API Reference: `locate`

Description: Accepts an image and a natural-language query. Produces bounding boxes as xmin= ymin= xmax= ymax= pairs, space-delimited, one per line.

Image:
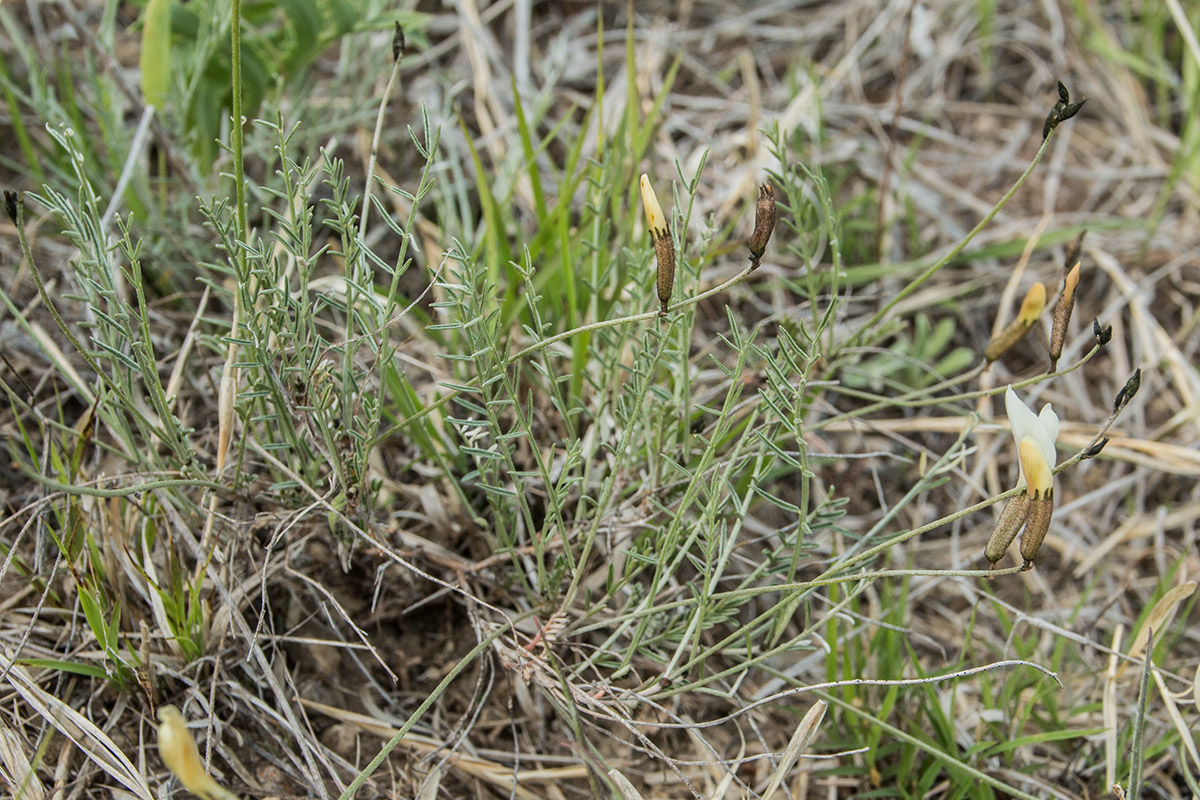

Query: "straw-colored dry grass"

xmin=1 ymin=1 xmax=1198 ymax=799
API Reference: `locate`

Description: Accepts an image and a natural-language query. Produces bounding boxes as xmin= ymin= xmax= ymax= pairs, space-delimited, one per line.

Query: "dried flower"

xmin=1093 ymin=317 xmax=1112 ymax=347
xmin=1043 ymin=80 xmax=1087 ymax=140
xmin=985 ymin=283 xmax=1046 ymax=362
xmin=1048 ymin=262 xmax=1081 ymax=371
xmin=748 ymin=183 xmax=777 ymax=267
xmin=640 ymin=173 xmax=675 ymax=316
xmin=1113 ymin=368 xmax=1141 ymax=412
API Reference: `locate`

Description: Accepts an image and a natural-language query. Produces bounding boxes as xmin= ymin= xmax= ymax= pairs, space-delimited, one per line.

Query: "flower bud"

xmin=1048 ymin=262 xmax=1080 ymax=371
xmin=640 ymin=174 xmax=674 ymax=316
xmin=748 ymin=183 xmax=777 ymax=267
xmin=1015 ymin=282 xmax=1047 ymax=326
xmin=985 ymin=283 xmax=1046 ymax=362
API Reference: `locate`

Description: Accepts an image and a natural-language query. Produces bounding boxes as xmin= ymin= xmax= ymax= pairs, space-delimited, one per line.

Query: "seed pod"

xmin=640 ymin=174 xmax=674 ymax=316
xmin=654 ymin=232 xmax=675 ymax=315
xmin=985 ymin=283 xmax=1046 ymax=362
xmin=1048 ymin=262 xmax=1081 ymax=371
xmin=1019 ymin=488 xmax=1054 ymax=570
xmin=748 ymin=183 xmax=777 ymax=267
xmin=986 ymin=492 xmax=1030 ymax=568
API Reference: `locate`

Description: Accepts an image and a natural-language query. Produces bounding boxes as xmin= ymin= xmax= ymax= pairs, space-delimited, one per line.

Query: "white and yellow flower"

xmin=986 ymin=387 xmax=1058 ymax=570
xmin=1005 ymin=385 xmax=1058 ymax=493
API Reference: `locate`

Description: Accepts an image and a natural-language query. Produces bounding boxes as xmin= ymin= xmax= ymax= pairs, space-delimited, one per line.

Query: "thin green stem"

xmin=813 ymin=344 xmax=1100 ymax=432
xmin=230 ymin=0 xmax=247 ymax=251
xmin=20 ymin=471 xmax=226 ymax=497
xmin=850 ymin=131 xmax=1056 ymax=348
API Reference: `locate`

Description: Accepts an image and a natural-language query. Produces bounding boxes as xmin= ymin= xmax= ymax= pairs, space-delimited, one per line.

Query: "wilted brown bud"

xmin=1043 ymin=81 xmax=1087 ymax=140
xmin=748 ymin=183 xmax=777 ymax=267
xmin=1084 ymin=438 xmax=1109 ymax=459
xmin=985 ymin=492 xmax=1030 ymax=569
xmin=1048 ymin=262 xmax=1081 ymax=371
xmin=1019 ymin=488 xmax=1054 ymax=570
xmin=1113 ymin=367 xmax=1141 ymax=412
xmin=4 ymin=190 xmax=18 ymax=224
xmin=985 ymin=283 xmax=1046 ymax=362
xmin=1093 ymin=317 xmax=1112 ymax=347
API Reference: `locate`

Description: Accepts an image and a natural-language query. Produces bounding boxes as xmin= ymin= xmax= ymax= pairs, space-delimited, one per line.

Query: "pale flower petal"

xmin=1037 ymin=403 xmax=1060 ymax=453
xmin=640 ymin=173 xmax=667 ymax=239
xmin=1004 ymin=386 xmax=1058 ymax=487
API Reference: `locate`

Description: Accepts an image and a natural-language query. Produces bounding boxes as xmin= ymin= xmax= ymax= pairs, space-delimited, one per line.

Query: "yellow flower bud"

xmin=985 ymin=283 xmax=1047 ymax=362
xmin=639 ymin=173 xmax=667 ymax=240
xmin=157 ymin=706 xmax=240 ymax=800
xmin=1015 ymin=282 xmax=1046 ymax=326
xmin=640 ymin=173 xmax=674 ymax=316
xmin=1048 ymin=263 xmax=1081 ymax=370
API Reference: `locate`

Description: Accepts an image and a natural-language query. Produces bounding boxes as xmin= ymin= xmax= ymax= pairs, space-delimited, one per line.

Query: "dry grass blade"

xmin=761 ymin=700 xmax=827 ymax=800
xmin=0 ymin=718 xmax=46 ymax=800
xmin=1104 ymin=625 xmax=1123 ymax=789
xmin=1151 ymin=668 xmax=1200 ymax=775
xmin=301 ymin=699 xmax=584 ymax=800
xmin=0 ymin=653 xmax=153 ymax=800
xmin=607 ymin=768 xmax=647 ymax=800
xmin=1121 ymin=581 xmax=1196 ymax=673
xmin=1194 ymin=662 xmax=1200 ymax=715
xmin=1074 ymin=504 xmax=1200 ymax=576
